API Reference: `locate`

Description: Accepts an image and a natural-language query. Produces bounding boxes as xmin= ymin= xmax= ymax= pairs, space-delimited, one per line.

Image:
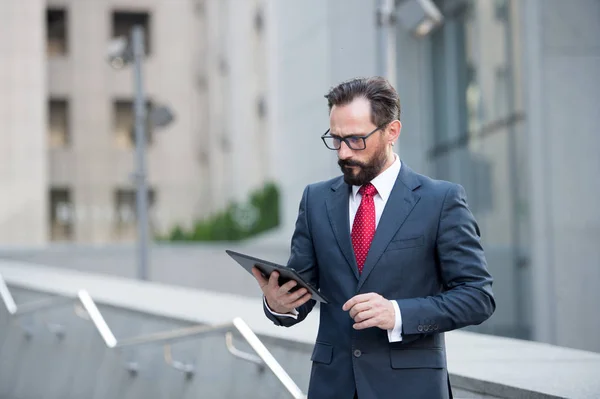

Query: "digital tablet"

xmin=225 ymin=249 xmax=330 ymax=304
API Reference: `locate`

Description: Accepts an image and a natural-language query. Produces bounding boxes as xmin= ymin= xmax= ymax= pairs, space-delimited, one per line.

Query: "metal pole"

xmin=376 ymin=0 xmax=396 ymax=87
xmin=503 ymin=2 xmax=528 ymax=339
xmin=132 ymin=25 xmax=149 ymax=280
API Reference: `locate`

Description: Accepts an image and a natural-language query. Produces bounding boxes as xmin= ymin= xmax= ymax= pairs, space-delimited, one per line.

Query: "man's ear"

xmin=387 ymin=120 xmax=401 ymax=145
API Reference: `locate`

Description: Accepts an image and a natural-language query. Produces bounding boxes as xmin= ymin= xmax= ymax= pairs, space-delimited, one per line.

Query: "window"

xmin=114 ymin=188 xmax=156 ymax=240
xmin=49 ymin=99 xmax=69 ymax=147
xmin=49 ymin=188 xmax=74 ymax=241
xmin=112 ymin=11 xmax=151 ymax=55
xmin=427 ymin=0 xmax=529 ymax=340
xmin=47 ymin=8 xmax=68 ymax=56
xmin=113 ymin=99 xmax=153 ymax=149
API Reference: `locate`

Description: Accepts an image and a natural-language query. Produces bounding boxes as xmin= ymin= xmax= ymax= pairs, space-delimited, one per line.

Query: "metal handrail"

xmin=0 ymin=273 xmax=75 ymax=317
xmin=77 ymin=290 xmax=306 ymax=398
xmin=0 ymin=272 xmax=74 ymax=338
xmin=0 ymin=273 xmax=307 ymax=399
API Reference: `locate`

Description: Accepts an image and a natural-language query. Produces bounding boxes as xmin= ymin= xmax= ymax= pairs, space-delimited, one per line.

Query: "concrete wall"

xmin=522 ymin=0 xmax=600 ymax=352
xmin=268 ymin=0 xmax=379 ymax=238
xmin=0 ymin=243 xmax=288 ymax=299
xmin=392 ymin=1 xmax=435 ymax=177
xmin=0 ymin=287 xmax=313 ymax=399
xmin=225 ymin=0 xmax=271 ymax=203
xmin=0 ymin=0 xmax=47 ymax=246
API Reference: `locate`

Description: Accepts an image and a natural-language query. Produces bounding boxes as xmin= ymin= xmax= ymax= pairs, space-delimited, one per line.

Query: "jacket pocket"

xmin=386 ymin=235 xmax=424 ymax=251
xmin=390 ymin=348 xmax=445 ymax=369
xmin=311 ymin=342 xmax=333 ymax=364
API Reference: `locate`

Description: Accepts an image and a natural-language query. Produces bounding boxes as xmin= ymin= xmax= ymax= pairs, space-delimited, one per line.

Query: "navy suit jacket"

xmin=265 ymin=163 xmax=495 ymax=399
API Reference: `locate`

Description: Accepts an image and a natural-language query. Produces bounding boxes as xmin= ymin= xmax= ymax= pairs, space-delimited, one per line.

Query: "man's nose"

xmin=337 ymin=141 xmax=353 ymax=160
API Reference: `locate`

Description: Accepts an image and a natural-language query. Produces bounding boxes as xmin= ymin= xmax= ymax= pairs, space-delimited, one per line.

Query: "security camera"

xmin=107 ymin=36 xmax=132 ymax=69
xmin=396 ymin=0 xmax=443 ymax=37
xmin=150 ymin=105 xmax=175 ymax=128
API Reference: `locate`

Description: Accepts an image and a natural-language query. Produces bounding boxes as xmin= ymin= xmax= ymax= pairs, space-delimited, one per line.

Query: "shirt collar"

xmin=351 ymin=154 xmax=401 ymax=202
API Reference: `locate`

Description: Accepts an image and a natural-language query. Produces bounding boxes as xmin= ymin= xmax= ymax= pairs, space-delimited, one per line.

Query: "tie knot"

xmin=359 ymin=183 xmax=377 ymax=197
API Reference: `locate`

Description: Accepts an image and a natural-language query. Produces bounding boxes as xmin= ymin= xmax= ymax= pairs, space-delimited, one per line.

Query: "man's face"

xmin=329 ymin=97 xmax=388 ymax=186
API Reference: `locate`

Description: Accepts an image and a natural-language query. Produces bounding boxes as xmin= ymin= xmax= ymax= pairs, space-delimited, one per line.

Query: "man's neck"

xmin=378 ymin=151 xmax=397 ymax=176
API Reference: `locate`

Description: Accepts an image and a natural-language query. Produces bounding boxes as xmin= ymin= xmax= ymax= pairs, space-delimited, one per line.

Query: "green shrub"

xmin=161 ymin=182 xmax=280 ymax=241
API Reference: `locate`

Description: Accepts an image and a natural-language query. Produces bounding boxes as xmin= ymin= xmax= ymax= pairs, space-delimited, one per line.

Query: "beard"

xmin=338 ymin=148 xmax=389 ymax=186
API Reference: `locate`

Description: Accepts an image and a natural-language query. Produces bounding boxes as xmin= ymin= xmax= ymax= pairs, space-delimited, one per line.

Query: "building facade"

xmin=0 ymin=0 xmax=48 ymax=246
xmin=268 ymin=0 xmax=600 ymax=352
xmin=44 ymin=0 xmax=271 ymax=243
xmin=46 ymin=0 xmax=207 ymax=243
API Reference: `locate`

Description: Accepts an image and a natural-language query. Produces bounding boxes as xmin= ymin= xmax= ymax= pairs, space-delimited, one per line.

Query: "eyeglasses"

xmin=321 ymin=126 xmax=384 ymax=151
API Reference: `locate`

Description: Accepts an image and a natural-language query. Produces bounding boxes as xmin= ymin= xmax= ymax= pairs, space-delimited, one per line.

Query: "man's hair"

xmin=324 ymin=76 xmax=401 ymax=127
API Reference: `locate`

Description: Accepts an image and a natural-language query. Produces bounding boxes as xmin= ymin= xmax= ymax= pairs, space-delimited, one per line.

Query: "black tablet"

xmin=225 ymin=249 xmax=329 ymax=304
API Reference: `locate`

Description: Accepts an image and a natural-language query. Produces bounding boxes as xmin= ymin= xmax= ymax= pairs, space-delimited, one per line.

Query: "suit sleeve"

xmin=264 ymin=185 xmax=318 ymax=327
xmin=395 ymin=183 xmax=496 ymax=336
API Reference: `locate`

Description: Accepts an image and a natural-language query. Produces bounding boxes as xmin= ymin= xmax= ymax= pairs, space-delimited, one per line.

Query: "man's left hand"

xmin=342 ymin=293 xmax=395 ymax=330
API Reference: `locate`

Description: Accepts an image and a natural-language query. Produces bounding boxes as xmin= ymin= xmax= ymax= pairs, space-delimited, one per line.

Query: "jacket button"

xmin=417 ymin=325 xmax=423 ymax=332
xmin=353 ymin=349 xmax=362 ymax=358
xmin=433 ymin=324 xmax=439 ymax=330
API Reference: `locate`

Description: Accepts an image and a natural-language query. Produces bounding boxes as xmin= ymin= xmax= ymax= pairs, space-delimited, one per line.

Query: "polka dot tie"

xmin=352 ymin=183 xmax=377 ymax=274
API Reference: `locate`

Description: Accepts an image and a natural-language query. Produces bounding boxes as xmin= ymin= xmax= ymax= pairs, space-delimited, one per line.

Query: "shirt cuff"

xmin=263 ymin=296 xmax=299 ymax=319
xmin=387 ymin=300 xmax=403 ymax=342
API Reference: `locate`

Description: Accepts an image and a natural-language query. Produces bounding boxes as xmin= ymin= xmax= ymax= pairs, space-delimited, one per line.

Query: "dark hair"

xmin=324 ymin=76 xmax=401 ymax=126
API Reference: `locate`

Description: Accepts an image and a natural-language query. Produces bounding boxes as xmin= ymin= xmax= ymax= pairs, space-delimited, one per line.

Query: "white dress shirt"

xmin=265 ymin=154 xmax=404 ymax=343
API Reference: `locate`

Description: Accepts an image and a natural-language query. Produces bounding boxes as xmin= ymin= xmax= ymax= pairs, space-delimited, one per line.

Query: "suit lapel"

xmin=326 ymin=178 xmax=360 ymax=280
xmin=357 ymin=164 xmax=421 ymax=291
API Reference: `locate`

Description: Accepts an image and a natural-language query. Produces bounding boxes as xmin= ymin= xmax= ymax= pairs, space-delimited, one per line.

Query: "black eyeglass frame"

xmin=320 ymin=125 xmax=386 ymax=151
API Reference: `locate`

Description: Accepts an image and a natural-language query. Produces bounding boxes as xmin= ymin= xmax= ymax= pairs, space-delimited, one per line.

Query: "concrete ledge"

xmin=2 ymin=259 xmax=599 ymax=398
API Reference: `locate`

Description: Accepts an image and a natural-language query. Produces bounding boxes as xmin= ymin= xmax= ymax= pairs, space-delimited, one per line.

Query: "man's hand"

xmin=342 ymin=293 xmax=395 ymax=330
xmin=251 ymin=267 xmax=312 ymax=314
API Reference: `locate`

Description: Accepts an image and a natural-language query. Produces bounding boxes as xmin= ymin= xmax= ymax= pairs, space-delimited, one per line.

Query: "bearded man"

xmin=252 ymin=76 xmax=495 ymax=399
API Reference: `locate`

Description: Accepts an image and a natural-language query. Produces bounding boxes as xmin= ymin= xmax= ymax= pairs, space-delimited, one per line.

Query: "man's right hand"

xmin=251 ymin=267 xmax=312 ymax=314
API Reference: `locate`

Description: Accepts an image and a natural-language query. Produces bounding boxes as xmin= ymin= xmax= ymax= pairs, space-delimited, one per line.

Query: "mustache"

xmin=338 ymin=159 xmax=365 ymax=168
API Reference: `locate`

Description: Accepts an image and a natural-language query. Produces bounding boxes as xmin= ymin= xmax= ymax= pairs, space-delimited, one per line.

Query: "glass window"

xmin=113 ymin=99 xmax=153 ymax=149
xmin=112 ymin=11 xmax=151 ymax=55
xmin=49 ymin=99 xmax=70 ymax=148
xmin=47 ymin=8 xmax=68 ymax=56
xmin=49 ymin=188 xmax=74 ymax=241
xmin=428 ymin=0 xmax=529 ymax=339
xmin=113 ymin=188 xmax=156 ymax=241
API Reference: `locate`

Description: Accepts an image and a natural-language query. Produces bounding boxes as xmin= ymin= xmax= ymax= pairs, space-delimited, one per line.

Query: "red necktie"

xmin=352 ymin=183 xmax=377 ymax=274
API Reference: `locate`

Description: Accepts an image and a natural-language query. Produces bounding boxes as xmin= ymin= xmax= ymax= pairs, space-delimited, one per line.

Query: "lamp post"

xmin=130 ymin=26 xmax=150 ymax=281
xmin=108 ymin=26 xmax=174 ymax=281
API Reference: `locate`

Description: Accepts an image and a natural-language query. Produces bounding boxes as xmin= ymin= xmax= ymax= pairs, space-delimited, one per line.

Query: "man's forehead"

xmin=330 ymin=114 xmax=375 ymax=135
xmin=329 ymin=98 xmax=375 ymax=135
xmin=330 ymin=97 xmax=371 ymax=118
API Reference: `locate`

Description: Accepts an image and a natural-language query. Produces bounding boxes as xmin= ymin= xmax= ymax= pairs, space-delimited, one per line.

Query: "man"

xmin=251 ymin=76 xmax=495 ymax=399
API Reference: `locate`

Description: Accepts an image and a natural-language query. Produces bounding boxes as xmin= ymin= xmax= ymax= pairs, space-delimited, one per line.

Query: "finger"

xmin=343 ymin=293 xmax=375 ymax=311
xmin=353 ymin=316 xmax=380 ymax=330
xmin=277 ymin=279 xmax=298 ymax=296
xmin=251 ymin=267 xmax=268 ymax=286
xmin=353 ymin=308 xmax=376 ymax=323
xmin=287 ymin=287 xmax=308 ymax=302
xmin=349 ymin=302 xmax=372 ymax=319
xmin=288 ymin=292 xmax=312 ymax=309
xmin=268 ymin=271 xmax=280 ymax=288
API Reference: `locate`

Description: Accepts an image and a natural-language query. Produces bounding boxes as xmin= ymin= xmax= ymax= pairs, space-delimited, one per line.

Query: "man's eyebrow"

xmin=329 ymin=132 xmax=364 ymax=137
